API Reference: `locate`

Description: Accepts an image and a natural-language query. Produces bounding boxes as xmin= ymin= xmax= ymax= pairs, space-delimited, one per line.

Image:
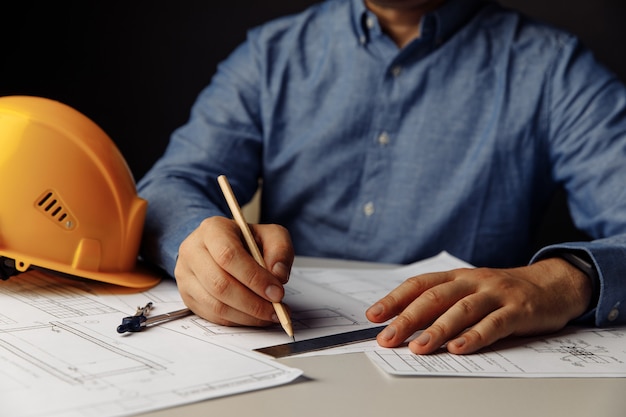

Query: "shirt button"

xmin=359 ymin=35 xmax=367 ymax=45
xmin=378 ymin=132 xmax=390 ymax=145
xmin=391 ymin=66 xmax=402 ymax=77
xmin=608 ymin=307 xmax=620 ymax=322
xmin=363 ymin=202 xmax=375 ymax=217
xmin=366 ymin=17 xmax=375 ymax=29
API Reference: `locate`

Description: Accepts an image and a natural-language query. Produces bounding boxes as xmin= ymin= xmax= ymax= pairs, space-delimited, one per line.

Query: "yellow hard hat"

xmin=0 ymin=95 xmax=160 ymax=289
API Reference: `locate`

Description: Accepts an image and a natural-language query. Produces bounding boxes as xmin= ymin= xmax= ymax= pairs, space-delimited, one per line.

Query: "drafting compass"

xmin=116 ymin=302 xmax=192 ymax=333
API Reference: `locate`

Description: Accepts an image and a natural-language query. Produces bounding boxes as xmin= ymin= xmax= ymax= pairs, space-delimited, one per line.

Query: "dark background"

xmin=3 ymin=0 xmax=626 ymax=247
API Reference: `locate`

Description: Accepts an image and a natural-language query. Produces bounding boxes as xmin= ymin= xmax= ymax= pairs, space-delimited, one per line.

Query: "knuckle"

xmin=248 ymin=300 xmax=269 ymax=320
xmin=485 ymin=311 xmax=508 ymax=333
xmin=405 ymin=276 xmax=424 ymax=291
xmin=243 ymin=266 xmax=265 ymax=289
xmin=184 ymin=292 xmax=233 ymax=326
xmin=214 ymin=243 xmax=236 ymax=268
xmin=462 ymin=328 xmax=487 ymax=345
xmin=421 ymin=288 xmax=445 ymax=305
xmin=455 ymin=298 xmax=476 ymax=316
xmin=393 ymin=310 xmax=420 ymax=331
xmin=469 ymin=267 xmax=493 ymax=279
xmin=208 ymin=299 xmax=231 ymax=323
xmin=379 ymin=292 xmax=401 ymax=310
xmin=211 ymin=273 xmax=232 ymax=297
xmin=428 ymin=321 xmax=452 ymax=339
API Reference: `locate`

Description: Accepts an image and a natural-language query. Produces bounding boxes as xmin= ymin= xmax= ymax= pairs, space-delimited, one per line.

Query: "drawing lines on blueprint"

xmin=0 ymin=320 xmax=165 ymax=390
xmin=0 ymin=314 xmax=302 ymax=417
xmin=188 ymin=307 xmax=359 ymax=336
xmin=526 ymin=335 xmax=625 ymax=367
xmin=0 ymin=270 xmax=118 ymax=318
xmin=291 ymin=308 xmax=359 ymax=329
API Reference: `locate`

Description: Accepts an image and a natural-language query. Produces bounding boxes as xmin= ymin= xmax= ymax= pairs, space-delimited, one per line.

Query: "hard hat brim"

xmin=45 ymin=261 xmax=163 ymax=289
xmin=67 ymin=260 xmax=163 ymax=289
xmin=0 ymin=249 xmax=162 ymax=289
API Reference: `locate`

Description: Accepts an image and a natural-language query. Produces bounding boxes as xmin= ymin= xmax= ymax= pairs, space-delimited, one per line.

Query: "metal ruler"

xmin=254 ymin=325 xmax=386 ymax=358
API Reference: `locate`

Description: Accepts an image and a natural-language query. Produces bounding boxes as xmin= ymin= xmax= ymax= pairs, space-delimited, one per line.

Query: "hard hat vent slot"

xmin=35 ymin=190 xmax=77 ymax=230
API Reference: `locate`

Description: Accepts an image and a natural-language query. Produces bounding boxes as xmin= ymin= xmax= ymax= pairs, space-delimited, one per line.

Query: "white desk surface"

xmin=137 ymin=257 xmax=626 ymax=417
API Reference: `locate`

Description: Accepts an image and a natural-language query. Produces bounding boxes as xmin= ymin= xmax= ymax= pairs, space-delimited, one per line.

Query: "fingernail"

xmin=451 ymin=337 xmax=466 ymax=348
xmin=379 ymin=325 xmax=396 ymax=341
xmin=271 ymin=313 xmax=280 ymax=323
xmin=367 ymin=303 xmax=384 ymax=317
xmin=272 ymin=262 xmax=289 ymax=280
xmin=265 ymin=285 xmax=282 ymax=302
xmin=415 ymin=332 xmax=431 ymax=346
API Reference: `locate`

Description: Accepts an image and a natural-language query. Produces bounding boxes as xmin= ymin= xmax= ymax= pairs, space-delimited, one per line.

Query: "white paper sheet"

xmin=366 ymin=326 xmax=626 ymax=377
xmin=7 ymin=249 xmax=614 ymax=417
xmin=94 ymin=251 xmax=473 ymax=352
xmin=0 ymin=251 xmax=465 ymax=416
xmin=0 ymin=270 xmax=301 ymax=417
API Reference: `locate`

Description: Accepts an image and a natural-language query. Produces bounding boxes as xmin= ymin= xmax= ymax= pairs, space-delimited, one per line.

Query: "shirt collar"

xmin=351 ymin=0 xmax=486 ymax=47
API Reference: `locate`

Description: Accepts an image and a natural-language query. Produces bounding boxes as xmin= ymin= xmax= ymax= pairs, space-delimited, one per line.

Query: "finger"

xmin=178 ymin=262 xmax=277 ymax=326
xmin=176 ymin=228 xmax=279 ymax=324
xmin=366 ymin=271 xmax=456 ymax=323
xmin=443 ymin=307 xmax=522 ymax=354
xmin=375 ymin=278 xmax=475 ymax=348
xmin=208 ymin=222 xmax=286 ymax=303
xmin=251 ymin=224 xmax=294 ymax=284
xmin=408 ymin=291 xmax=501 ymax=354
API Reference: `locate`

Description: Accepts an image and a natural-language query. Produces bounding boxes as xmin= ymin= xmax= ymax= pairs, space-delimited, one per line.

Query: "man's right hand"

xmin=174 ymin=216 xmax=294 ymax=327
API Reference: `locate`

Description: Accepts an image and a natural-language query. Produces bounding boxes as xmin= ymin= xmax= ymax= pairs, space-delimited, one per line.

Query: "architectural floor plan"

xmin=4 ymin=252 xmax=621 ymax=416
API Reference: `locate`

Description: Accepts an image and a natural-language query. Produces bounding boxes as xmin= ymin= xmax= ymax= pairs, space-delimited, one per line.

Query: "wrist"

xmin=556 ymin=251 xmax=600 ymax=313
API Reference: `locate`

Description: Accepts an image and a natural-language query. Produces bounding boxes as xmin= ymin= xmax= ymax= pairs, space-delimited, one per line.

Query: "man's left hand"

xmin=366 ymin=258 xmax=593 ymax=354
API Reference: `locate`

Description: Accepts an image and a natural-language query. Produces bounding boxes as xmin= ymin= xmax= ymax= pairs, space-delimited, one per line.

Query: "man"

xmin=137 ymin=0 xmax=626 ymax=355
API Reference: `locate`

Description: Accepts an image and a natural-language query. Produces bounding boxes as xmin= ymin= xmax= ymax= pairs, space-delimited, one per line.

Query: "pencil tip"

xmin=292 ymin=336 xmax=296 ymax=343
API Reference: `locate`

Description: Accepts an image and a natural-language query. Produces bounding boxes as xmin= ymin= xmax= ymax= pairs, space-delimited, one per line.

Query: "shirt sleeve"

xmin=531 ymin=35 xmax=626 ymax=327
xmin=136 ymin=31 xmax=265 ymax=277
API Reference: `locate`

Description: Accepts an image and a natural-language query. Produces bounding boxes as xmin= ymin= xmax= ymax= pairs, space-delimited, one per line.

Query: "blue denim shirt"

xmin=138 ymin=0 xmax=626 ymax=326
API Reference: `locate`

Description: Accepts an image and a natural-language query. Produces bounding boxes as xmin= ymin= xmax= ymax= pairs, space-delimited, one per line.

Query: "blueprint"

xmin=8 ymin=250 xmax=616 ymax=417
xmin=0 ymin=251 xmax=469 ymax=416
xmin=90 ymin=251 xmax=473 ymax=352
xmin=0 ymin=270 xmax=302 ymax=417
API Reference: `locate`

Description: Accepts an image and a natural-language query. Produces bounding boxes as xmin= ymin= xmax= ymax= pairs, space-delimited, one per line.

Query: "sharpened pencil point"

xmin=292 ymin=336 xmax=296 ymax=343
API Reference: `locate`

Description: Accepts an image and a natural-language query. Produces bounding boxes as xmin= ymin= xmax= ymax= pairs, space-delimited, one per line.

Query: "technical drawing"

xmin=0 ymin=315 xmax=301 ymax=417
xmin=0 ymin=321 xmax=165 ymax=389
xmin=291 ymin=308 xmax=360 ymax=329
xmin=188 ymin=307 xmax=359 ymax=336
xmin=0 ymin=271 xmax=119 ymax=318
xmin=526 ymin=337 xmax=625 ymax=367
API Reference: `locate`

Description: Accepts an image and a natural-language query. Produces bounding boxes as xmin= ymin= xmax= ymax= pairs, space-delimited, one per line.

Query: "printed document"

xmin=2 ymin=250 xmax=623 ymax=417
xmin=0 ymin=251 xmax=467 ymax=416
xmin=366 ymin=326 xmax=626 ymax=377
